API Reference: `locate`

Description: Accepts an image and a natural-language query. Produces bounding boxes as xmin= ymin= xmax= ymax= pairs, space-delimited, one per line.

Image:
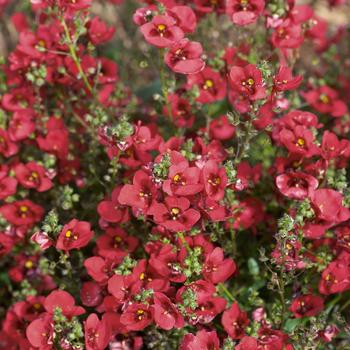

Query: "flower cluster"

xmin=0 ymin=0 xmax=349 ymax=349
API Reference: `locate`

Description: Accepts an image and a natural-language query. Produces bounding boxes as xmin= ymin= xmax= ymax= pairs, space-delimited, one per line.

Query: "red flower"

xmin=152 ymin=292 xmax=184 ymax=330
xmin=118 ymin=170 xmax=156 ymax=212
xmin=0 ymin=200 xmax=44 ymax=227
xmin=273 ymin=66 xmax=302 ymax=92
xmin=226 ymin=0 xmax=265 ymax=26
xmin=56 ymin=219 xmax=94 ymax=251
xmin=276 ymin=172 xmax=318 ymax=200
xmin=221 ymin=303 xmax=249 ymax=339
xmin=311 ymin=189 xmax=350 ymax=223
xmin=8 ymin=110 xmax=35 ymax=141
xmin=271 ymin=20 xmax=304 ymax=49
xmin=303 ymin=85 xmax=348 ymax=117
xmin=202 ymin=247 xmax=236 ymax=284
xmin=150 ymin=196 xmax=200 ymax=232
xmin=44 ymin=290 xmax=85 ymax=318
xmin=164 ymin=39 xmax=205 ymax=74
xmin=202 ymin=160 xmax=227 ymax=201
xmin=0 ymin=128 xmax=18 ymax=158
xmin=166 ymin=6 xmax=197 ymax=33
xmin=187 ymin=67 xmax=227 ymax=103
xmin=319 ymin=253 xmax=350 ymax=295
xmin=120 ymin=303 xmax=153 ymax=331
xmin=14 ymin=161 xmax=53 ymax=192
xmin=88 ymin=17 xmax=115 ymax=45
xmin=279 ymin=125 xmax=319 ymax=157
xmin=229 ymin=64 xmax=266 ymax=100
xmin=84 ymin=313 xmax=111 ymax=350
xmin=209 ymin=115 xmax=236 ymax=141
xmin=98 ymin=186 xmax=129 ymax=223
xmin=163 ymin=158 xmax=203 ymax=196
xmin=290 ymin=294 xmax=324 ymax=318
xmin=0 ymin=171 xmax=17 ymax=200
xmin=180 ymin=330 xmax=220 ymax=350
xmin=140 ymin=15 xmax=184 ymax=48
xmin=96 ymin=227 xmax=138 ymax=260
xmin=26 ymin=314 xmax=54 ymax=350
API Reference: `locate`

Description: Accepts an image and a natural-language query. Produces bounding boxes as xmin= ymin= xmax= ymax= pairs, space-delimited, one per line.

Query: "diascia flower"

xmin=149 ymin=196 xmax=200 ymax=232
xmin=303 ymin=85 xmax=348 ymax=117
xmin=56 ymin=219 xmax=94 ymax=251
xmin=273 ymin=66 xmax=302 ymax=92
xmin=163 ymin=157 xmax=203 ymax=196
xmin=290 ymin=294 xmax=324 ymax=318
xmin=187 ymin=66 xmax=227 ymax=103
xmin=152 ymin=292 xmax=184 ymax=330
xmin=120 ymin=303 xmax=153 ymax=331
xmin=164 ymin=39 xmax=205 ymax=74
xmin=118 ymin=170 xmax=156 ymax=212
xmin=221 ymin=303 xmax=249 ymax=339
xmin=202 ymin=160 xmax=227 ymax=201
xmin=209 ymin=115 xmax=236 ymax=141
xmin=14 ymin=161 xmax=53 ymax=192
xmin=310 ymin=189 xmax=350 ymax=223
xmin=180 ymin=330 xmax=220 ymax=350
xmin=226 ymin=0 xmax=265 ymax=26
xmin=0 ymin=199 xmax=44 ymax=227
xmin=44 ymin=290 xmax=85 ymax=318
xmin=276 ymin=172 xmax=318 ymax=200
xmin=229 ymin=64 xmax=266 ymax=100
xmin=202 ymin=247 xmax=236 ymax=284
xmin=84 ymin=313 xmax=111 ymax=350
xmin=140 ymin=15 xmax=184 ymax=48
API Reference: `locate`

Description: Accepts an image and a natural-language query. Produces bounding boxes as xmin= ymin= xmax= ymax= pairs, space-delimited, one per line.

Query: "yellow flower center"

xmin=204 ymin=79 xmax=214 ymax=89
xmin=25 ymin=260 xmax=33 ymax=269
xmin=319 ymin=94 xmax=330 ymax=104
xmin=296 ymin=138 xmax=305 ymax=147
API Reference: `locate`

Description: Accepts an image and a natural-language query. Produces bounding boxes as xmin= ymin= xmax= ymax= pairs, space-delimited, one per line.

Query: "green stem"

xmin=218 ymin=283 xmax=235 ymax=302
xmin=61 ymin=19 xmax=93 ymax=93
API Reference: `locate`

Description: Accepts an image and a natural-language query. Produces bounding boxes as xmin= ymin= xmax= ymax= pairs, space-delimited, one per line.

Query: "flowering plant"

xmin=0 ymin=0 xmax=349 ymax=349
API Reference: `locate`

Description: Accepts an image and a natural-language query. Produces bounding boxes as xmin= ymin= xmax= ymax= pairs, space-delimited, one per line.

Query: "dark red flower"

xmin=221 ymin=303 xmax=249 ymax=339
xmin=164 ymin=39 xmax=205 ymax=74
xmin=120 ymin=303 xmax=153 ymax=331
xmin=290 ymin=294 xmax=324 ymax=318
xmin=14 ymin=161 xmax=53 ymax=192
xmin=140 ymin=15 xmax=184 ymax=48
xmin=274 ymin=66 xmax=302 ymax=92
xmin=150 ymin=196 xmax=200 ymax=232
xmin=163 ymin=158 xmax=203 ymax=196
xmin=229 ymin=64 xmax=266 ymax=100
xmin=152 ymin=292 xmax=184 ymax=330
xmin=187 ymin=67 xmax=227 ymax=104
xmin=226 ymin=0 xmax=265 ymax=26
xmin=180 ymin=330 xmax=220 ymax=350
xmin=56 ymin=219 xmax=94 ymax=251
xmin=84 ymin=313 xmax=111 ymax=350
xmin=202 ymin=247 xmax=236 ymax=284
xmin=209 ymin=115 xmax=236 ymax=141
xmin=118 ymin=170 xmax=156 ymax=212
xmin=0 ymin=200 xmax=44 ymax=227
xmin=303 ymin=85 xmax=347 ymax=117
xmin=276 ymin=172 xmax=318 ymax=200
xmin=44 ymin=290 xmax=85 ymax=318
xmin=202 ymin=160 xmax=227 ymax=201
xmin=311 ymin=189 xmax=350 ymax=223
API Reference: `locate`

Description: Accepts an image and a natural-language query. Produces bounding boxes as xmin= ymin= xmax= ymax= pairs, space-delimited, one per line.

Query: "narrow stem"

xmin=61 ymin=19 xmax=93 ymax=93
xmin=218 ymin=283 xmax=235 ymax=302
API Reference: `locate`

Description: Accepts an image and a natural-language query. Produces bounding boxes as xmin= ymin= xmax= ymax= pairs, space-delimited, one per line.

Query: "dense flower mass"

xmin=0 ymin=0 xmax=349 ymax=349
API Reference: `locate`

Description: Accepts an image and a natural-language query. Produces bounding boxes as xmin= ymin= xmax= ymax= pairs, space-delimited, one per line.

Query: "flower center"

xmin=157 ymin=24 xmax=166 ymax=36
xmin=204 ymin=79 xmax=214 ymax=90
xmin=319 ymin=94 xmax=330 ymax=104
xmin=171 ymin=207 xmax=180 ymax=219
xmin=25 ymin=260 xmax=33 ymax=269
xmin=137 ymin=309 xmax=145 ymax=320
xmin=296 ymin=138 xmax=305 ymax=147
